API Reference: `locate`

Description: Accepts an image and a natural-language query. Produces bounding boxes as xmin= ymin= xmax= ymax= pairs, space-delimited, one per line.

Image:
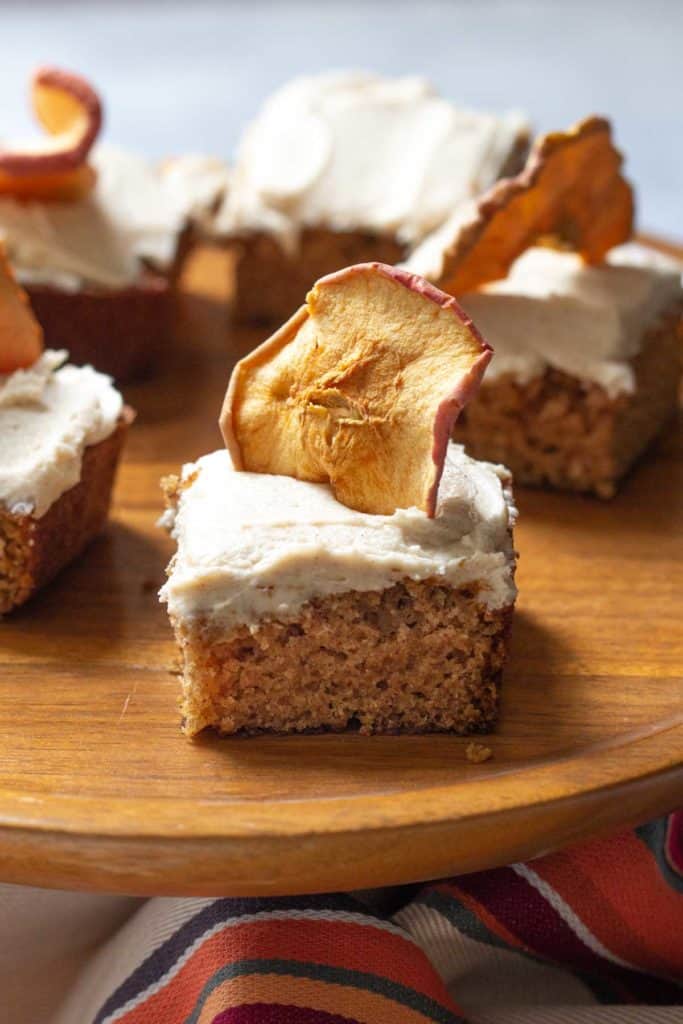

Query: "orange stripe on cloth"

xmin=532 ymin=828 xmax=683 ymax=977
xmin=194 ymin=974 xmax=445 ymax=1024
xmin=230 ymin=919 xmax=451 ymax=999
xmin=115 ymin=917 xmax=459 ymax=1024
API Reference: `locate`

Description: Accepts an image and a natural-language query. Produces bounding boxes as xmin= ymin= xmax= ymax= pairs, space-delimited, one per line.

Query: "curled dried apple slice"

xmin=432 ymin=116 xmax=634 ymax=295
xmin=0 ymin=67 xmax=102 ymax=198
xmin=221 ymin=262 xmax=491 ymax=517
xmin=0 ymin=164 xmax=96 ymax=202
xmin=0 ymin=245 xmax=44 ymax=373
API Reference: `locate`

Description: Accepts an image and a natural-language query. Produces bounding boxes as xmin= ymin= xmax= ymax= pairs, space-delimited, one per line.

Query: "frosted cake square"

xmin=453 ymin=245 xmax=682 ymax=497
xmin=161 ymin=260 xmax=517 ymax=735
xmin=0 ymin=351 xmax=130 ymax=614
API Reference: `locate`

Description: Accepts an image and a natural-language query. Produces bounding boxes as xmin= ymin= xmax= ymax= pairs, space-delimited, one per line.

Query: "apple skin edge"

xmin=426 ymin=345 xmax=492 ymax=517
xmin=0 ymin=66 xmax=103 ymax=177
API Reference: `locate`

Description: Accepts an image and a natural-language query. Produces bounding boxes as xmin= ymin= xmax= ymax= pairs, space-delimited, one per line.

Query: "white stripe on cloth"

xmin=53 ymin=902 xmax=421 ymax=1024
xmin=394 ymin=900 xmax=593 ymax=1012
xmin=511 ymin=865 xmax=637 ymax=971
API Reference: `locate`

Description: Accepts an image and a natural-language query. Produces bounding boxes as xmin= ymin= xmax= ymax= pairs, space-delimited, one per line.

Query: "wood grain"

xmin=0 ymin=244 xmax=681 ymax=896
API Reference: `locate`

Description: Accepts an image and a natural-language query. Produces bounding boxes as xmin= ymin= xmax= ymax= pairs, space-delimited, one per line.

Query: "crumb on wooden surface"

xmin=466 ymin=741 xmax=493 ymax=763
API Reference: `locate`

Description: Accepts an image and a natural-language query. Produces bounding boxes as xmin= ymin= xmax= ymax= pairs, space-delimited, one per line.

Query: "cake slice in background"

xmin=0 ymin=249 xmax=131 ymax=614
xmin=407 ymin=115 xmax=682 ymax=496
xmin=454 ymin=244 xmax=682 ymax=497
xmin=161 ymin=262 xmax=517 ymax=737
xmin=0 ymin=67 xmax=228 ymax=381
xmin=197 ymin=71 xmax=529 ymax=324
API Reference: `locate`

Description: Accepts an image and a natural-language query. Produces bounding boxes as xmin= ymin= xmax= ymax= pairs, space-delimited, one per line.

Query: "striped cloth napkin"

xmin=54 ymin=813 xmax=682 ymax=1024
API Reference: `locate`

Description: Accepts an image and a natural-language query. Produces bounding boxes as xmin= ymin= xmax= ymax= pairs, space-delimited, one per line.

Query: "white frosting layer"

xmin=0 ymin=350 xmax=123 ymax=518
xmin=0 ymin=146 xmax=227 ymax=291
xmin=214 ymin=71 xmax=528 ymax=252
xmin=158 ymin=155 xmax=231 ymax=228
xmin=457 ymin=244 xmax=682 ymax=397
xmin=160 ymin=444 xmax=517 ymax=629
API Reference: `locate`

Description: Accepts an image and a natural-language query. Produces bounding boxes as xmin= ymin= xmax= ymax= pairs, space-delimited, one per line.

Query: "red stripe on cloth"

xmin=432 ymin=880 xmax=527 ymax=951
xmin=112 ymin=916 xmax=458 ymax=1024
xmin=453 ymin=866 xmax=634 ymax=1000
xmin=533 ymin=827 xmax=683 ymax=977
xmin=211 ymin=1004 xmax=362 ymax=1023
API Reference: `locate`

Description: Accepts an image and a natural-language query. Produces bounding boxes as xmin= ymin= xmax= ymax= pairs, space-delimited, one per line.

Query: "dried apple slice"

xmin=0 ymin=245 xmax=44 ymax=373
xmin=221 ymin=262 xmax=491 ymax=517
xmin=0 ymin=67 xmax=102 ymax=198
xmin=0 ymin=163 xmax=96 ymax=201
xmin=430 ymin=116 xmax=634 ymax=296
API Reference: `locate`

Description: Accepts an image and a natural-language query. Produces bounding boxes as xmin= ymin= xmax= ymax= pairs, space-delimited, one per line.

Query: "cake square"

xmin=160 ymin=445 xmax=517 ymax=737
xmin=0 ymin=350 xmax=130 ymax=614
xmin=204 ymin=72 xmax=529 ymax=324
xmin=161 ymin=259 xmax=517 ymax=737
xmin=1 ymin=143 xmax=194 ymax=383
xmin=452 ymin=245 xmax=682 ymax=497
xmin=401 ymin=115 xmax=681 ymax=495
xmin=0 ymin=69 xmax=228 ymax=381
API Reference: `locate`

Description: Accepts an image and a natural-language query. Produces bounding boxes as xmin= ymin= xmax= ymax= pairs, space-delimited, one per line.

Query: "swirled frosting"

xmin=0 ymin=146 xmax=229 ymax=290
xmin=213 ymin=72 xmax=528 ymax=253
xmin=456 ymin=244 xmax=682 ymax=396
xmin=0 ymin=350 xmax=123 ymax=517
xmin=160 ymin=444 xmax=517 ymax=628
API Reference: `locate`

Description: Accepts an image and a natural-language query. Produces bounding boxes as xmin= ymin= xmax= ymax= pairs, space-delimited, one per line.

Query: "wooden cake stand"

xmin=0 ymin=240 xmax=680 ymax=895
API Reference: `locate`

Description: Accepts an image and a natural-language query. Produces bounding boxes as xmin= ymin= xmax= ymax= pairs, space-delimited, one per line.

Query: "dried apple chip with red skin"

xmin=0 ymin=164 xmax=96 ymax=202
xmin=0 ymin=67 xmax=102 ymax=199
xmin=0 ymin=246 xmax=44 ymax=373
xmin=435 ymin=116 xmax=634 ymax=296
xmin=221 ymin=262 xmax=492 ymax=518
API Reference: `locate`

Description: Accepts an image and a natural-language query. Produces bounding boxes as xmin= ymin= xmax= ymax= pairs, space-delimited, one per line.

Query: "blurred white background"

xmin=0 ymin=0 xmax=680 ymax=236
